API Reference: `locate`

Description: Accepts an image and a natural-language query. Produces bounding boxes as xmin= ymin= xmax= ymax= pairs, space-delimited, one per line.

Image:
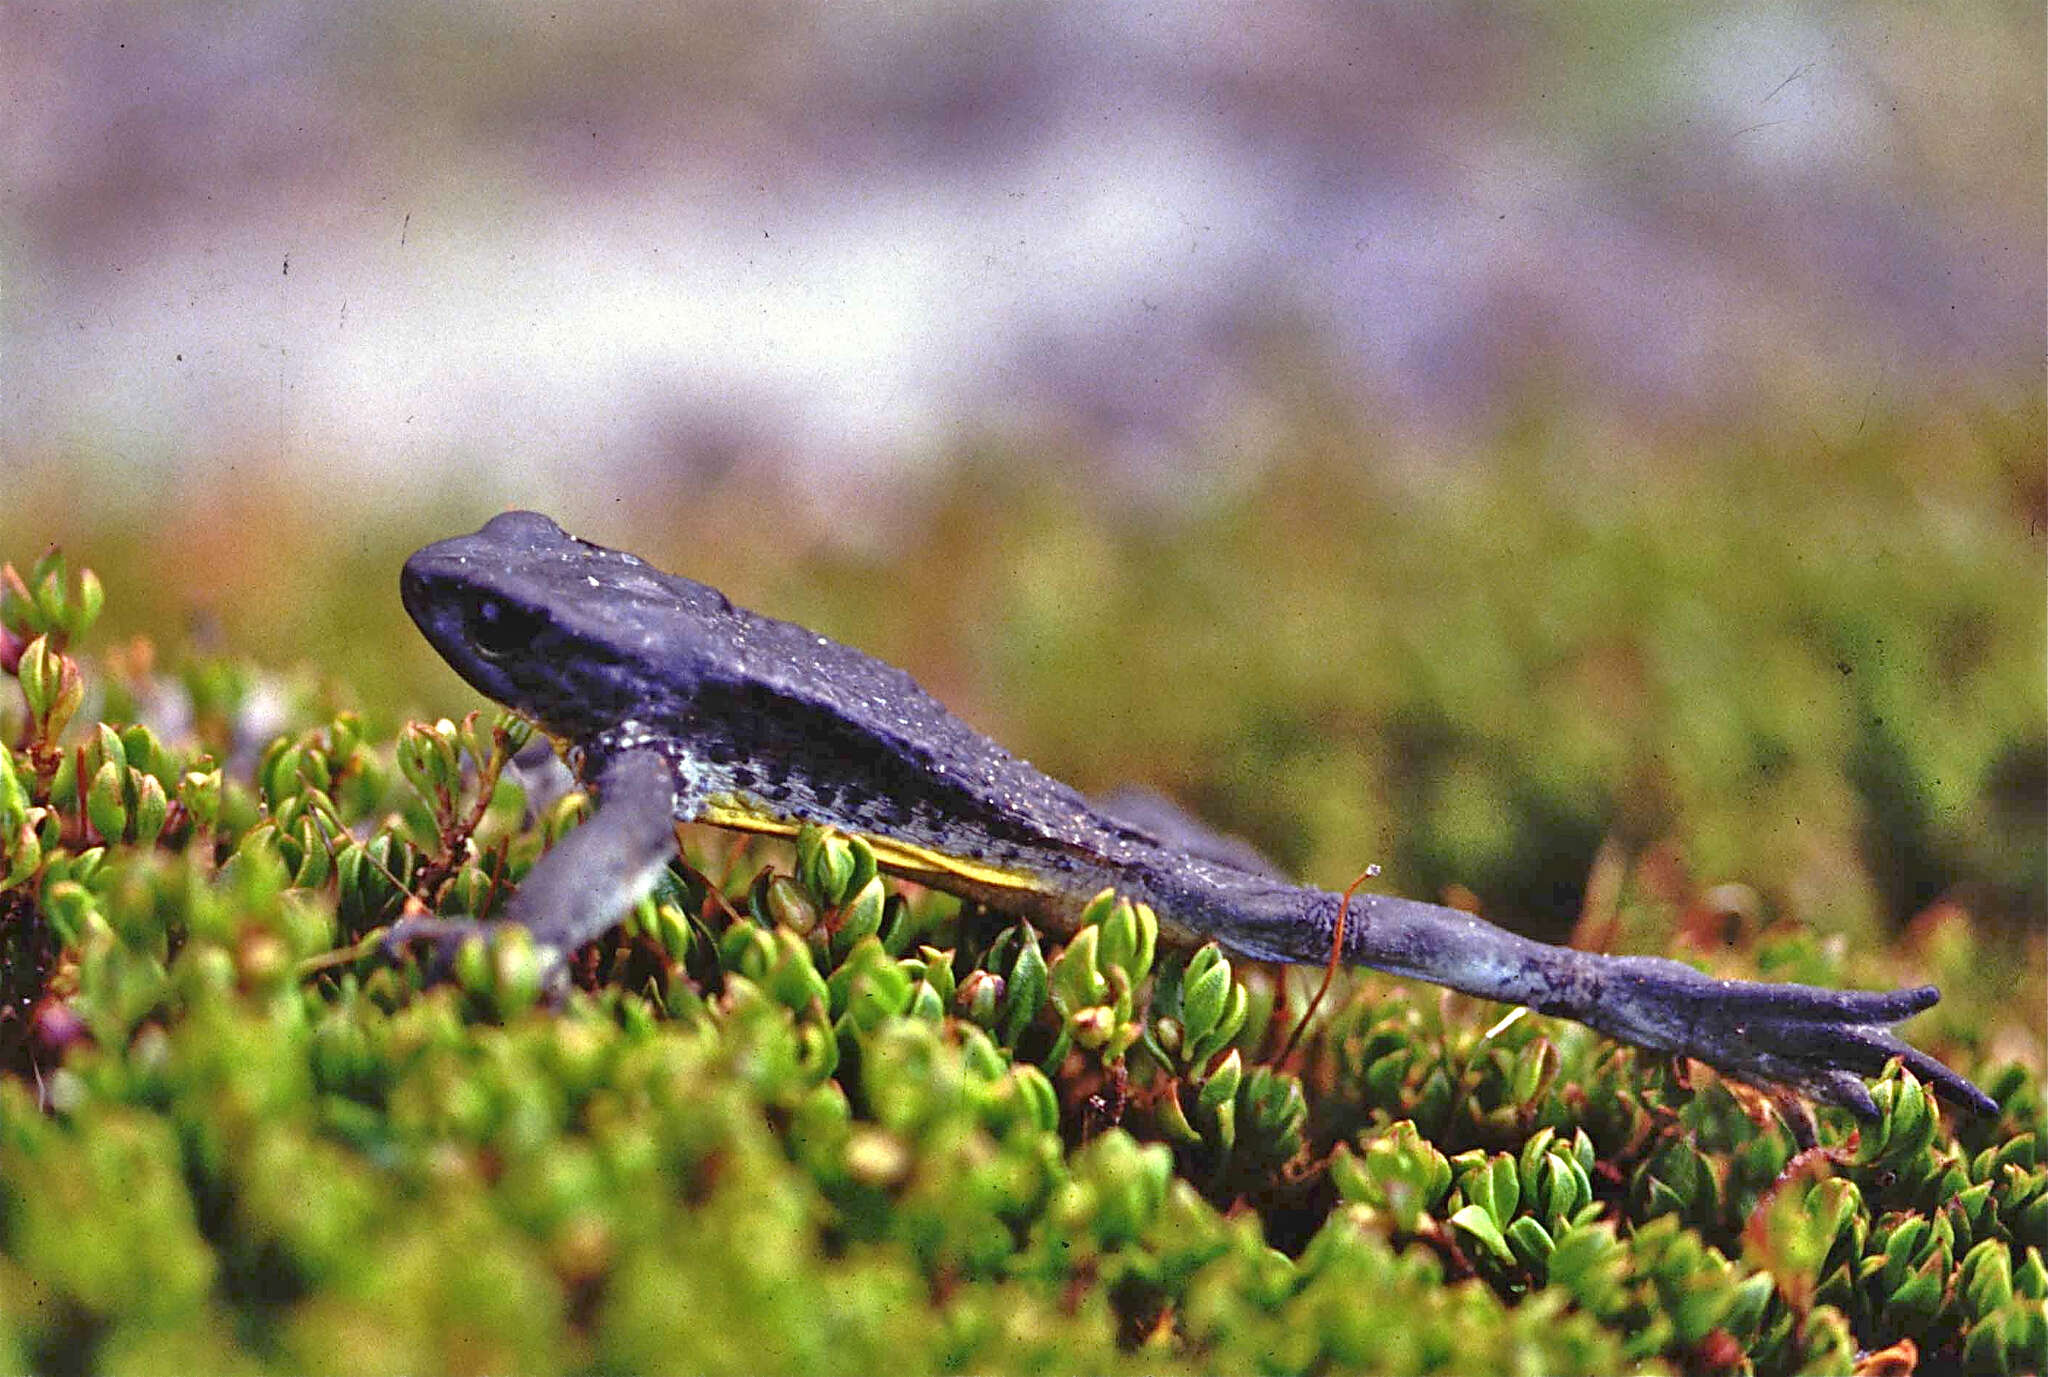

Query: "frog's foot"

xmin=1585 ymin=956 xmax=1995 ymax=1120
xmin=378 ymin=913 xmax=471 ymax=971
xmin=378 ymin=914 xmax=572 ymax=994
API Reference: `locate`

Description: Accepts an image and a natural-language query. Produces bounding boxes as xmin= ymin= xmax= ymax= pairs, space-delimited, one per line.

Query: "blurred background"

xmin=3 ymin=2 xmax=2042 ymax=1020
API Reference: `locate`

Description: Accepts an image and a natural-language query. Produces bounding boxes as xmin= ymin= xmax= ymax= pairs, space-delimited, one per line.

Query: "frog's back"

xmin=676 ymin=591 xmax=1136 ymax=868
xmin=404 ymin=512 xmax=1142 ymax=874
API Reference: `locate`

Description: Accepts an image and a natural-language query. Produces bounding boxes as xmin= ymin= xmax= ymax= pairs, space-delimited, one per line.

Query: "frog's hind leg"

xmin=1200 ymin=881 xmax=1997 ymax=1119
xmin=381 ymin=747 xmax=683 ymax=993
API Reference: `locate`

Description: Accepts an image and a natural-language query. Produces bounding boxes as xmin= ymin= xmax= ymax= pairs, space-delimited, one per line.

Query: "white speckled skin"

xmin=397 ymin=512 xmax=1993 ymax=1120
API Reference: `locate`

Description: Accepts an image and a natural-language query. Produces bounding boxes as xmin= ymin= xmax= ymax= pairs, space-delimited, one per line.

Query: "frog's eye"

xmin=463 ymin=596 xmax=547 ymax=661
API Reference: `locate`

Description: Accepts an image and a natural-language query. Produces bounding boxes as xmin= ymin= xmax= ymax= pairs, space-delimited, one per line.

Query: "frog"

xmin=386 ymin=510 xmax=1994 ymax=1121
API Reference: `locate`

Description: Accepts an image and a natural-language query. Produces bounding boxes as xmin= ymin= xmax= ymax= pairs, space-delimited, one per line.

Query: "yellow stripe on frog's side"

xmin=695 ymin=795 xmax=1051 ymax=896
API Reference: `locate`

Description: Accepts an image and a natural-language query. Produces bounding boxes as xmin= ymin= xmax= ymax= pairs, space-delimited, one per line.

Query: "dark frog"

xmin=391 ymin=510 xmax=1995 ymax=1122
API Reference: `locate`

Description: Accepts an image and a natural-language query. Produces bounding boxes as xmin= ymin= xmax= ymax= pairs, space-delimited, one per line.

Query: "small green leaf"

xmin=801 ymin=829 xmax=857 ymax=906
xmin=0 ymin=747 xmax=29 ymax=832
xmin=1010 ymin=1065 xmax=1060 ymax=1135
xmin=761 ymin=875 xmax=819 ymax=934
xmin=1198 ymin=1049 xmax=1243 ymax=1153
xmin=1 ymin=816 xmax=43 ymax=891
xmin=179 ymin=769 xmax=223 ymax=830
xmin=1962 ymin=1237 xmax=2013 ymax=1314
xmin=1048 ymin=925 xmax=1109 ymax=1016
xmin=43 ymin=878 xmax=99 ymax=946
xmin=993 ymin=924 xmax=1047 ymax=1046
xmin=1156 ymin=1081 xmax=1203 ymax=1146
xmin=1450 ymin=1204 xmax=1515 ymax=1269
xmin=87 ymin=759 xmax=128 ymax=843
xmin=1510 ymin=1036 xmax=1558 ymax=1104
xmin=1092 ymin=893 xmax=1156 ymax=986
xmin=70 ymin=568 xmax=104 ymax=638
xmin=0 ymin=562 xmax=32 ymax=634
xmin=646 ymin=899 xmax=693 ymax=961
xmin=21 ymin=636 xmax=84 ymax=742
xmin=831 ymin=876 xmax=887 ymax=961
xmin=1722 ymin=1271 xmax=1775 ymax=1341
xmin=1505 ymin=1214 xmax=1555 ymax=1278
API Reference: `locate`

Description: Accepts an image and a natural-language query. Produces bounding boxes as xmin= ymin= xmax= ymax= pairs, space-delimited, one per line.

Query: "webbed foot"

xmin=378 ymin=913 xmax=573 ymax=996
xmin=1587 ymin=956 xmax=1995 ymax=1120
xmin=378 ymin=913 xmax=472 ymax=972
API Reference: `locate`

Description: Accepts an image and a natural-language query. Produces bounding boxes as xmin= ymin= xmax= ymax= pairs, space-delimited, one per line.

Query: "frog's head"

xmin=402 ymin=511 xmax=720 ymax=742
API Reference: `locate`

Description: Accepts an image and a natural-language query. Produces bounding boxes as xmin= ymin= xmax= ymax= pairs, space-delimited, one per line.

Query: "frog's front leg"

xmin=382 ymin=747 xmax=684 ymax=992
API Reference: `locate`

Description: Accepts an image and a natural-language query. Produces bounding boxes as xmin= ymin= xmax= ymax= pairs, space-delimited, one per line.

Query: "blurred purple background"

xmin=5 ymin=2 xmax=2041 ymax=521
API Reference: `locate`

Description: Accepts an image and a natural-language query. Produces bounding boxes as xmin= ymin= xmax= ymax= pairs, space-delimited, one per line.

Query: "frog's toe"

xmin=378 ymin=915 xmax=575 ymax=1004
xmin=1592 ymin=958 xmax=1992 ymax=1121
xmin=1699 ymin=1001 xmax=1994 ymax=1121
xmin=378 ymin=914 xmax=497 ymax=978
xmin=1800 ymin=1069 xmax=1879 ymax=1120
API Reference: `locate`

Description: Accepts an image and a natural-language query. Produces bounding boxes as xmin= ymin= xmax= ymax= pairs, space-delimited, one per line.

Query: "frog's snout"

xmin=398 ymin=543 xmax=463 ymax=635
xmin=398 ymin=556 xmax=431 ymax=626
